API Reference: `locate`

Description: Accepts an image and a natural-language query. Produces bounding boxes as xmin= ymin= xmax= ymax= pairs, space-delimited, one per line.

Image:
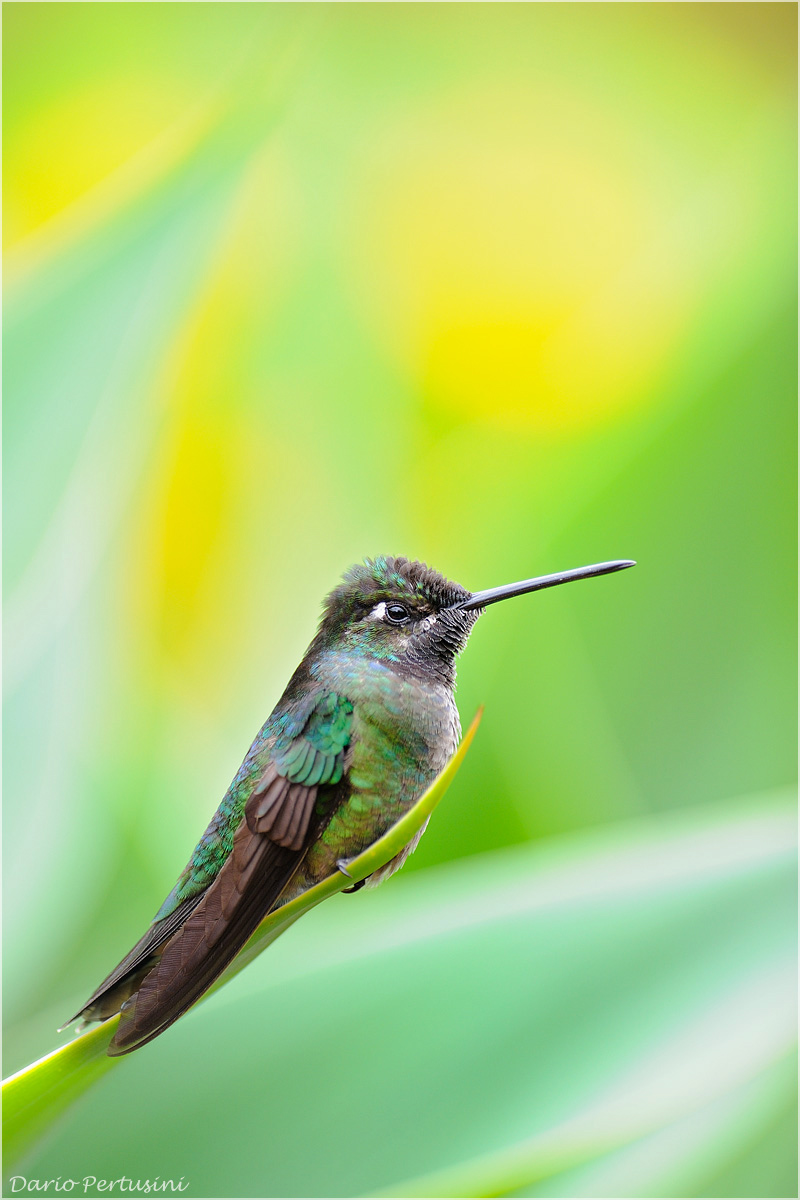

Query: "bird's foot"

xmin=337 ymin=858 xmax=367 ymax=893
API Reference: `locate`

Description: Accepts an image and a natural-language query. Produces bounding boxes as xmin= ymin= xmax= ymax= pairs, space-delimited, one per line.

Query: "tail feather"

xmin=61 ymin=890 xmax=208 ymax=1028
xmin=108 ymin=824 xmax=304 ymax=1055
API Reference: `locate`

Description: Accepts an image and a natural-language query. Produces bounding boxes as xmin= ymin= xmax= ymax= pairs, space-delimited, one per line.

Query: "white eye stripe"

xmin=369 ymin=601 xmax=387 ymax=621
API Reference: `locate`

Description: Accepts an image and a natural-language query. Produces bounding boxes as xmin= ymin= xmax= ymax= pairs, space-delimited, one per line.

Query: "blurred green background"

xmin=3 ymin=4 xmax=796 ymax=1197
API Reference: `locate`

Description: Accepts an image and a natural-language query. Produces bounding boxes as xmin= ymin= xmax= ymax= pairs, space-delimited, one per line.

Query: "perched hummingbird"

xmin=67 ymin=555 xmax=634 ymax=1055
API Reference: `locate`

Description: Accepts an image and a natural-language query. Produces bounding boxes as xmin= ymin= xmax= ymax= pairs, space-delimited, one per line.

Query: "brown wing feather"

xmin=245 ymin=761 xmax=318 ymax=850
xmin=71 ymin=766 xmax=319 ymax=1028
xmin=108 ymin=820 xmax=305 ymax=1055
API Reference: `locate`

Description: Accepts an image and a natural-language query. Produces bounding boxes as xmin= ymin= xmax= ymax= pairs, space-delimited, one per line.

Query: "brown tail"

xmin=108 ymin=821 xmax=305 ymax=1055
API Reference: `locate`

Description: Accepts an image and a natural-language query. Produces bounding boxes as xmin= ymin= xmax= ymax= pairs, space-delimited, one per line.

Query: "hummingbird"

xmin=66 ymin=555 xmax=634 ymax=1055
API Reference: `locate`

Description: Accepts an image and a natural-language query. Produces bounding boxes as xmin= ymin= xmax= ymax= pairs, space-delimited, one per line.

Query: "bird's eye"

xmin=384 ymin=603 xmax=410 ymax=625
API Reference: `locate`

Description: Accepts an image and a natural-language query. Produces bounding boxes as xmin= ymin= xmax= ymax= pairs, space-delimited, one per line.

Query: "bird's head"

xmin=310 ymin=554 xmax=635 ymax=686
xmin=313 ymin=556 xmax=477 ymax=685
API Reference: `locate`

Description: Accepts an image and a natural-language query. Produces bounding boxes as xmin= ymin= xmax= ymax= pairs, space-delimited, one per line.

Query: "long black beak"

xmin=457 ymin=559 xmax=636 ymax=611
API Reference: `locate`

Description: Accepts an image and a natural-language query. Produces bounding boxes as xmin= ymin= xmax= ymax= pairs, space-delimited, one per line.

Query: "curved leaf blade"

xmin=1 ymin=1016 xmax=121 ymax=1169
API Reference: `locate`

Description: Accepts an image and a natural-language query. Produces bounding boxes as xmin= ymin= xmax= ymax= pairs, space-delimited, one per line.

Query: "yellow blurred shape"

xmin=423 ymin=253 xmax=688 ymax=433
xmin=129 ymin=145 xmax=296 ymax=677
xmin=154 ymin=416 xmax=231 ymax=656
xmin=349 ymin=87 xmax=724 ymax=432
xmin=3 ymin=77 xmax=195 ymax=248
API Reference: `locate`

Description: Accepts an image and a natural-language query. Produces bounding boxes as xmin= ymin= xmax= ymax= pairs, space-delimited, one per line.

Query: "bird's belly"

xmin=281 ymin=685 xmax=459 ymax=899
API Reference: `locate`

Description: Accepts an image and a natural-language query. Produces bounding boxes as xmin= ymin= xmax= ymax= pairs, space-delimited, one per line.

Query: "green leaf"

xmin=1 ymin=1018 xmax=121 ymax=1172
xmin=1 ymin=710 xmax=482 ymax=1171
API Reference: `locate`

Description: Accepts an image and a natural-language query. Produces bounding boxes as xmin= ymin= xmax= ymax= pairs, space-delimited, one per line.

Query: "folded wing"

xmin=75 ymin=691 xmax=354 ymax=1054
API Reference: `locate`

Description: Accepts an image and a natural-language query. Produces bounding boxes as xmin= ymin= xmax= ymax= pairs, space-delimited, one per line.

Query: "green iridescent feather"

xmin=155 ymin=691 xmax=353 ymax=921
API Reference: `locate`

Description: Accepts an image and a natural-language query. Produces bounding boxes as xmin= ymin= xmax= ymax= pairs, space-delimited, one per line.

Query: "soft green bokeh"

xmin=3 ymin=4 xmax=796 ymax=1197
